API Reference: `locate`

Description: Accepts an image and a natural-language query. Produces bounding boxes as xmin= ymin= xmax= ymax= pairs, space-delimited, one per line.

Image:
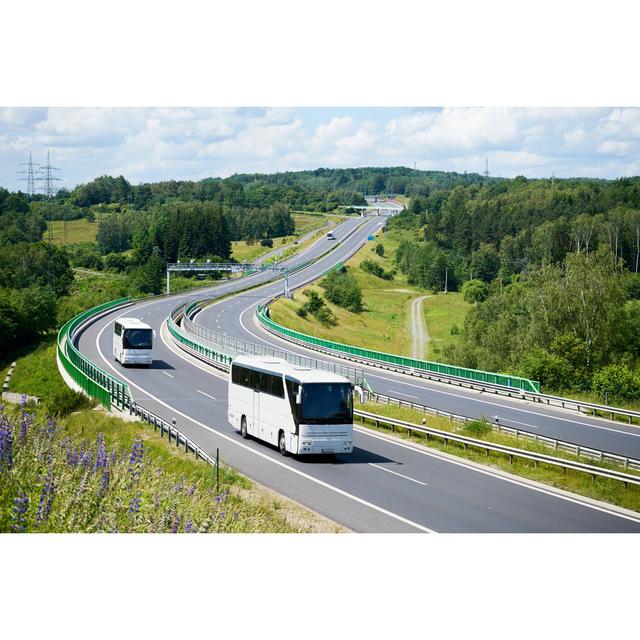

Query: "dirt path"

xmin=410 ymin=295 xmax=431 ymax=359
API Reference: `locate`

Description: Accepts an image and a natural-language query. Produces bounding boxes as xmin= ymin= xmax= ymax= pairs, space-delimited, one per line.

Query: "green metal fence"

xmin=167 ymin=310 xmax=234 ymax=369
xmin=256 ymin=305 xmax=540 ymax=393
xmin=57 ymin=298 xmax=134 ymax=410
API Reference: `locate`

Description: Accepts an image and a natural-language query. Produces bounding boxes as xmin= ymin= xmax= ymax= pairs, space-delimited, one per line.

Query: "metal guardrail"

xmin=256 ymin=305 xmax=540 ymax=392
xmin=130 ymin=402 xmax=233 ymax=478
xmin=58 ymin=298 xmax=134 ymax=411
xmin=366 ymin=391 xmax=640 ymax=471
xmin=255 ymin=306 xmax=640 ymax=426
xmin=354 ymin=409 xmax=640 ymax=487
xmin=176 ymin=299 xmax=367 ymax=386
xmin=520 ymin=391 xmax=640 ymax=425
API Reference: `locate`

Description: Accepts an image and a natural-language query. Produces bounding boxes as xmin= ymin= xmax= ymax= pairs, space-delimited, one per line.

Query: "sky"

xmin=1 ymin=106 xmax=640 ymax=193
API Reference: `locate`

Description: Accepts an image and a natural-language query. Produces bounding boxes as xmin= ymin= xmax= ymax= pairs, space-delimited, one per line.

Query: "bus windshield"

xmin=300 ymin=383 xmax=352 ymax=424
xmin=123 ymin=328 xmax=153 ymax=349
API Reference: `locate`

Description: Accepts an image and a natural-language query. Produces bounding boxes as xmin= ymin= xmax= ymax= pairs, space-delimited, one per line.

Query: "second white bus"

xmin=113 ymin=317 xmax=153 ymax=366
xmin=228 ymin=355 xmax=354 ymax=456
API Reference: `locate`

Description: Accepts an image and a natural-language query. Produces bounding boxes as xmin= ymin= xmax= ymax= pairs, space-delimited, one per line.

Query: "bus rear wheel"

xmin=278 ymin=431 xmax=287 ymax=456
xmin=240 ymin=416 xmax=248 ymax=439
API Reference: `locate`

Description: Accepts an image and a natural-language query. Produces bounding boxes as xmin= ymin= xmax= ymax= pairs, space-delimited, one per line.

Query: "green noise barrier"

xmin=167 ymin=313 xmax=234 ymax=369
xmin=256 ymin=305 xmax=540 ymax=393
xmin=57 ymin=298 xmax=134 ymax=411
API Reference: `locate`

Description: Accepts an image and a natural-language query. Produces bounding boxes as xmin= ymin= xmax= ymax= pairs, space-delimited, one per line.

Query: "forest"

xmin=386 ymin=175 xmax=640 ymax=400
xmin=2 ymin=167 xmax=640 ymax=401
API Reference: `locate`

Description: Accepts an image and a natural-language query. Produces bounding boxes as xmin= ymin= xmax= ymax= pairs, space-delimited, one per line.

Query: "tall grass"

xmin=0 ymin=407 xmax=302 ymax=533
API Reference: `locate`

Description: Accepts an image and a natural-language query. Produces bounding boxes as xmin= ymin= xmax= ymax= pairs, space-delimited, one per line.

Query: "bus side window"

xmin=239 ymin=366 xmax=251 ymax=388
xmin=114 ymin=322 xmax=122 ymax=336
xmin=271 ymin=375 xmax=284 ymax=398
xmin=249 ymin=368 xmax=261 ymax=392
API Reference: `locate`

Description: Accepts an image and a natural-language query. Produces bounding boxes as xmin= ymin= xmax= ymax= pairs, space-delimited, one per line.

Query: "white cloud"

xmin=1 ymin=107 xmax=640 ymax=189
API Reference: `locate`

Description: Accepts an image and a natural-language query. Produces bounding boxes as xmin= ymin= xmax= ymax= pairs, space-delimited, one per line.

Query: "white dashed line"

xmin=369 ymin=463 xmax=427 ymax=486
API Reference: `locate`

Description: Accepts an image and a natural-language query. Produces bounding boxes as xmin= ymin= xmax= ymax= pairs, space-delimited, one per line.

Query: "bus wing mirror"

xmin=295 ymin=389 xmax=302 ymax=404
xmin=354 ymin=385 xmax=365 ymax=404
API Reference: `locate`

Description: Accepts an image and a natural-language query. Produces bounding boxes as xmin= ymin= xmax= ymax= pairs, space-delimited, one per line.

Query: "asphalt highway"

xmin=74 ymin=215 xmax=640 ymax=532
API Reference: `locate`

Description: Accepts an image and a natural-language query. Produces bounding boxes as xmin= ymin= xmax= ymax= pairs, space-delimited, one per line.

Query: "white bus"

xmin=113 ymin=317 xmax=153 ymax=366
xmin=228 ymin=355 xmax=354 ymax=456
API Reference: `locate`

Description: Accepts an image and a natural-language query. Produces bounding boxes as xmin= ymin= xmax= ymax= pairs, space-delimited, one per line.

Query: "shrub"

xmin=360 ymin=259 xmax=393 ymax=280
xmin=375 ymin=243 xmax=385 ymax=257
xmin=520 ymin=348 xmax=574 ymax=391
xmin=464 ymin=419 xmax=491 ymax=437
xmin=320 ymin=270 xmax=363 ymax=312
xmin=303 ymin=289 xmax=325 ymax=314
xmin=260 ymin=238 xmax=273 ymax=248
xmin=592 ymin=364 xmax=640 ymax=402
xmin=296 ymin=306 xmax=308 ymax=318
xmin=461 ymin=279 xmax=489 ymax=304
xmin=315 ymin=306 xmax=336 ymax=326
xmin=103 ymin=253 xmax=130 ymax=272
xmin=47 ymin=387 xmax=96 ymax=417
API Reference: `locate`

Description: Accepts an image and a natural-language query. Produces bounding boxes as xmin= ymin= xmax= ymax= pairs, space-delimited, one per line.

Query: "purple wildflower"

xmin=128 ymin=436 xmax=144 ymax=486
xmin=186 ymin=483 xmax=197 ymax=496
xmin=171 ymin=514 xmax=183 ymax=533
xmin=36 ymin=466 xmax=55 ymax=526
xmin=94 ymin=434 xmax=108 ymax=472
xmin=20 ymin=414 xmax=31 ymax=441
xmin=0 ymin=419 xmax=13 ymax=471
xmin=128 ymin=493 xmax=142 ymax=514
xmin=185 ymin=520 xmax=194 ymax=533
xmin=153 ymin=494 xmax=160 ymax=511
xmin=20 ymin=393 xmax=27 ymax=409
xmin=98 ymin=468 xmax=110 ymax=496
xmin=12 ymin=490 xmax=29 ymax=532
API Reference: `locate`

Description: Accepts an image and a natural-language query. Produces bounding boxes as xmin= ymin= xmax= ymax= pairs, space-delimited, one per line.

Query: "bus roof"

xmin=232 ymin=355 xmax=351 ymax=384
xmin=116 ymin=317 xmax=153 ymax=330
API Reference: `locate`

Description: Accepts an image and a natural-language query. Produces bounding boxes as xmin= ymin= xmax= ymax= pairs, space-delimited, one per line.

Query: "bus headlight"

xmin=302 ymin=441 xmax=312 ymax=446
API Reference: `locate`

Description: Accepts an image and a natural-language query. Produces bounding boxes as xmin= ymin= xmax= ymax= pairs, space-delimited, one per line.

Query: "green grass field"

xmin=270 ymin=227 xmax=470 ymax=357
xmin=422 ymin=293 xmax=471 ymax=359
xmin=230 ymin=212 xmax=336 ymax=263
xmin=48 ymin=218 xmax=99 ymax=245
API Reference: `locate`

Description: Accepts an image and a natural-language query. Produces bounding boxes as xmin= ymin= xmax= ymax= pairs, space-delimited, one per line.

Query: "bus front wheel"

xmin=240 ymin=416 xmax=248 ymax=439
xmin=278 ymin=431 xmax=288 ymax=456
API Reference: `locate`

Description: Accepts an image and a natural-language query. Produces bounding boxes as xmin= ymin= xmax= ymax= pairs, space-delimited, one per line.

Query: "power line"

xmin=17 ymin=151 xmax=40 ymax=196
xmin=38 ymin=149 xmax=62 ymax=199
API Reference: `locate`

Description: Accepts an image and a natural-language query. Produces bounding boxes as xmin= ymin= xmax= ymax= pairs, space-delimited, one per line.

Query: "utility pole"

xmin=37 ymin=150 xmax=62 ymax=244
xmin=444 ymin=267 xmax=448 ymax=294
xmin=284 ymin=268 xmax=291 ymax=299
xmin=17 ymin=152 xmax=40 ymax=197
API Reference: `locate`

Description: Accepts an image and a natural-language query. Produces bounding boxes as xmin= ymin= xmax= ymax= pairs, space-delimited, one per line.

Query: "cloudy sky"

xmin=2 ymin=107 xmax=639 ymax=192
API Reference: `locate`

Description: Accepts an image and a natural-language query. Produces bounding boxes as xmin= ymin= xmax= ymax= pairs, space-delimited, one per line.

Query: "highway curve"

xmin=74 ymin=215 xmax=640 ymax=532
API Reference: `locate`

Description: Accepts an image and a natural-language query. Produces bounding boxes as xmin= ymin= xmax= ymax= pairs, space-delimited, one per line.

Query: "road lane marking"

xmin=196 ymin=389 xmax=217 ymax=400
xmin=94 ymin=321 xmax=435 ymax=533
xmin=365 ymin=376 xmax=640 ymax=439
xmin=97 ymin=314 xmax=640 ymax=527
xmin=369 ymin=463 xmax=427 ymax=486
xmin=355 ymin=426 xmax=640 ymax=525
xmin=162 ymin=371 xmax=174 ymax=378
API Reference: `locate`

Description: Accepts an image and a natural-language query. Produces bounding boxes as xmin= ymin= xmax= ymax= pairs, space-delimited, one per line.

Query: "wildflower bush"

xmin=0 ymin=408 xmax=298 ymax=533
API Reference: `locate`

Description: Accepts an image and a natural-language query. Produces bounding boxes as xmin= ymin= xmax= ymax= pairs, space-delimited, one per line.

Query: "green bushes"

xmin=592 ymin=364 xmax=640 ymax=402
xmin=296 ymin=290 xmax=336 ymax=326
xmin=464 ymin=419 xmax=491 ymax=438
xmin=47 ymin=386 xmax=96 ymax=417
xmin=360 ymin=259 xmax=395 ymax=281
xmin=461 ymin=279 xmax=489 ymax=304
xmin=320 ymin=269 xmax=363 ymax=312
